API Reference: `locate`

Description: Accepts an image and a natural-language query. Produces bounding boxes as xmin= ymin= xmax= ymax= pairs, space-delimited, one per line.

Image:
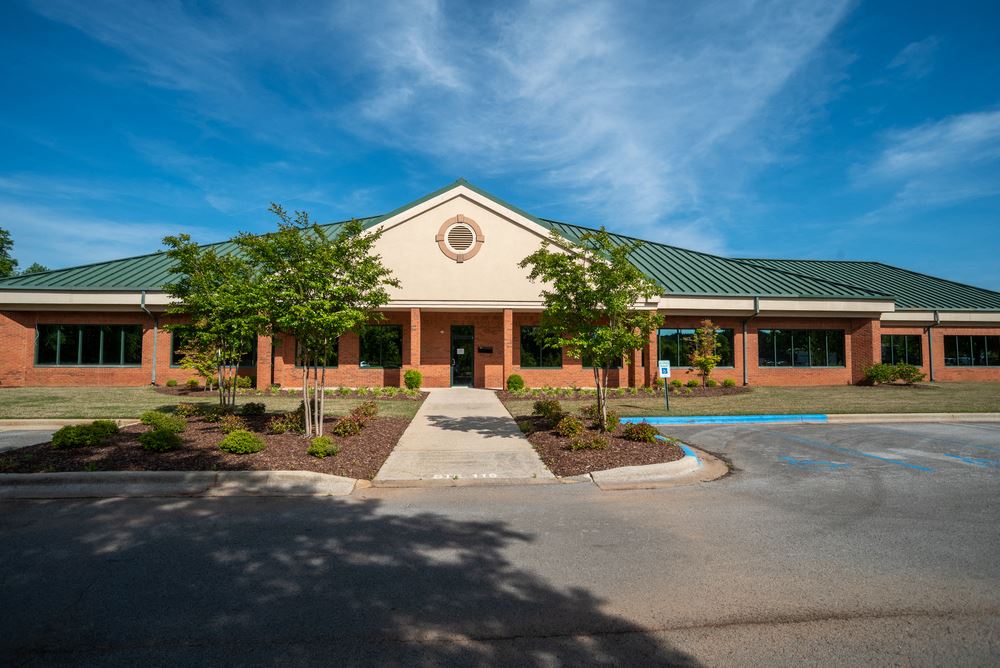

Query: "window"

xmin=519 ymin=326 xmax=562 ymax=368
xmin=36 ymin=324 xmax=143 ymax=366
xmin=170 ymin=331 xmax=257 ymax=367
xmin=657 ymin=328 xmax=735 ymax=367
xmin=881 ymin=334 xmax=922 ymax=366
xmin=943 ymin=335 xmax=1000 ymax=366
xmin=359 ymin=325 xmax=402 ymax=368
xmin=295 ymin=338 xmax=339 ymax=367
xmin=758 ymin=329 xmax=845 ymax=367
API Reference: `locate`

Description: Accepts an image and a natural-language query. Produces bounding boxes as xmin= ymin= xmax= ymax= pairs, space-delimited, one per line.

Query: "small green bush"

xmin=705 ymin=379 xmax=718 ymax=388
xmin=669 ymin=379 xmax=683 ymax=388
xmin=532 ymin=399 xmax=563 ymax=423
xmin=894 ymin=364 xmax=926 ymax=385
xmin=352 ymin=400 xmax=379 ymax=421
xmin=89 ymin=420 xmax=120 ymax=438
xmin=218 ymin=430 xmax=265 ymax=454
xmin=722 ymin=378 xmax=737 ymax=388
xmin=307 ymin=435 xmax=340 ymax=458
xmin=403 ymin=369 xmax=423 ymax=390
xmin=331 ymin=416 xmax=362 ymax=437
xmin=140 ymin=410 xmax=186 ymax=433
xmin=201 ymin=405 xmax=236 ymax=423
xmin=165 ymin=379 xmax=178 ymax=387
xmin=685 ymin=379 xmax=700 ymax=388
xmin=173 ymin=402 xmax=201 ymax=418
xmin=267 ymin=412 xmax=303 ymax=434
xmin=568 ymin=434 xmax=608 ymax=451
xmin=240 ymin=402 xmax=266 ymax=416
xmin=51 ymin=425 xmax=102 ymax=449
xmin=864 ymin=363 xmax=895 ymax=385
xmin=622 ymin=422 xmax=659 ymax=443
xmin=186 ymin=378 xmax=200 ymax=389
xmin=139 ymin=428 xmax=182 ymax=453
xmin=337 ymin=386 xmax=353 ymax=396
xmin=218 ymin=413 xmax=248 ymax=434
xmin=556 ymin=415 xmax=585 ymax=438
xmin=506 ymin=374 xmax=525 ymax=392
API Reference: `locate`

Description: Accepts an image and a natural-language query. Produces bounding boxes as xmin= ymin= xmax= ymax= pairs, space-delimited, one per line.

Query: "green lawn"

xmin=0 ymin=387 xmax=423 ymax=420
xmin=501 ymin=383 xmax=1000 ymax=418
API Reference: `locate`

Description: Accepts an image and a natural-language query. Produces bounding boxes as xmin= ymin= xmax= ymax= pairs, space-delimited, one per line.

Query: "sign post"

xmin=658 ymin=360 xmax=671 ymax=410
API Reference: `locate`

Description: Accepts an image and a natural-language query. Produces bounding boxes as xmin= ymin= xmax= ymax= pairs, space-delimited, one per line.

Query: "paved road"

xmin=0 ymin=429 xmax=54 ymax=453
xmin=2 ymin=422 xmax=999 ymax=665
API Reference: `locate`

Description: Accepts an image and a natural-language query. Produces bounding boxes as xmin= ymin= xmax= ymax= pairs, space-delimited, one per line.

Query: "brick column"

xmin=850 ymin=318 xmax=881 ymax=384
xmin=627 ymin=346 xmax=641 ymax=387
xmin=502 ymin=309 xmax=513 ymax=386
xmin=644 ymin=327 xmax=658 ymax=386
xmin=256 ymin=335 xmax=273 ymax=389
xmin=409 ymin=308 xmax=421 ymax=368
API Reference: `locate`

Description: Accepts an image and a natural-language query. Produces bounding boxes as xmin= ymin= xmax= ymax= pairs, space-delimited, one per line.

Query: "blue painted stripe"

xmin=775 ymin=432 xmax=933 ymax=472
xmin=942 ymin=453 xmax=1000 ymax=469
xmin=654 ymin=435 xmax=701 ymax=467
xmin=778 ymin=455 xmax=851 ymax=470
xmin=621 ymin=414 xmax=829 ymax=426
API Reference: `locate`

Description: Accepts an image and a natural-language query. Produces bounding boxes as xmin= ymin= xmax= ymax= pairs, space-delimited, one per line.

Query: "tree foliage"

xmin=0 ymin=227 xmax=17 ymax=278
xmin=687 ymin=319 xmax=722 ymax=386
xmin=161 ymin=234 xmax=266 ymax=408
xmin=21 ymin=262 xmax=49 ymax=274
xmin=519 ymin=228 xmax=661 ymax=431
xmin=235 ymin=204 xmax=398 ymax=437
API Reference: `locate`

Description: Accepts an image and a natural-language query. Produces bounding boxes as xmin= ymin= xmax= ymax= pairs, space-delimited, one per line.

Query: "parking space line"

xmin=942 ymin=453 xmax=1000 ymax=469
xmin=778 ymin=455 xmax=851 ymax=470
xmin=771 ymin=431 xmax=934 ymax=472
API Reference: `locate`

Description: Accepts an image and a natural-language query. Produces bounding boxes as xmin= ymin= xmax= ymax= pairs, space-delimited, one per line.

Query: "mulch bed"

xmin=0 ymin=415 xmax=410 ymax=480
xmin=496 ymin=385 xmax=750 ymax=401
xmin=517 ymin=415 xmax=684 ymax=477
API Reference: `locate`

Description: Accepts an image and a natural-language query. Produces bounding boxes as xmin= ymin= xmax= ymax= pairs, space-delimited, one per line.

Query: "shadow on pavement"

xmin=1 ymin=495 xmax=696 ymax=666
xmin=424 ymin=414 xmax=527 ymax=439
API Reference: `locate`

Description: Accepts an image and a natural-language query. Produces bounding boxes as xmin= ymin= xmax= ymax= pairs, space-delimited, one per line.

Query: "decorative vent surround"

xmin=436 ymin=215 xmax=485 ymax=262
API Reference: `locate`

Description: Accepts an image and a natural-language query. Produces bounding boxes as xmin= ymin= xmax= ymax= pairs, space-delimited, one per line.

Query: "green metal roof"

xmin=1 ymin=178 xmax=997 ymax=310
xmin=735 ymin=258 xmax=1000 ymax=311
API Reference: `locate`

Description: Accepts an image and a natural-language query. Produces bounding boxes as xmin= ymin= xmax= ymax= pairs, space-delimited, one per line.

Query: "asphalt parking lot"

xmin=0 ymin=429 xmax=54 ymax=453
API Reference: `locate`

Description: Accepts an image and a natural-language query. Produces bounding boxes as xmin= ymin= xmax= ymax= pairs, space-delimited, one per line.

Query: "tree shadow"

xmin=424 ymin=414 xmax=529 ymax=439
xmin=1 ymin=496 xmax=697 ymax=666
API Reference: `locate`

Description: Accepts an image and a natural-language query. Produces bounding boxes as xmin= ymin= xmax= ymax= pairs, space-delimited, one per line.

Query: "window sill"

xmin=34 ymin=364 xmax=143 ymax=369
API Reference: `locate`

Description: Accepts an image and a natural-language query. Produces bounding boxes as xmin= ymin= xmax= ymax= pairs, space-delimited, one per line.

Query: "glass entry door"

xmin=450 ymin=325 xmax=474 ymax=387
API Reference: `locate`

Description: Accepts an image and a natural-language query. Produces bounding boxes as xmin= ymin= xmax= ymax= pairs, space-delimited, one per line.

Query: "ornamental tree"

xmin=687 ymin=319 xmax=722 ymax=386
xmin=519 ymin=228 xmax=662 ymax=431
xmin=235 ymin=204 xmax=399 ymax=437
xmin=161 ymin=234 xmax=265 ymax=408
xmin=0 ymin=227 xmax=16 ymax=278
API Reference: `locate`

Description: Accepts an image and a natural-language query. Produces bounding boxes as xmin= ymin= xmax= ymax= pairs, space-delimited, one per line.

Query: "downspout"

xmin=140 ymin=290 xmax=159 ymax=386
xmin=926 ymin=310 xmax=940 ymax=383
xmin=742 ymin=296 xmax=761 ymax=386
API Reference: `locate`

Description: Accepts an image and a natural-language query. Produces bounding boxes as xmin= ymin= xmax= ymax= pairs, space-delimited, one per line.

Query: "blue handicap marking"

xmin=779 ymin=455 xmax=851 ymax=470
xmin=942 ymin=453 xmax=1000 ymax=469
xmin=773 ymin=432 xmax=933 ymax=472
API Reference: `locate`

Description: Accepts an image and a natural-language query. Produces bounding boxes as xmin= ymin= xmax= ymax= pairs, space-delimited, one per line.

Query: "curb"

xmin=0 ymin=470 xmax=358 ymax=499
xmin=584 ymin=440 xmax=727 ymax=491
xmin=621 ymin=412 xmax=1000 ymax=426
xmin=0 ymin=419 xmax=140 ymax=431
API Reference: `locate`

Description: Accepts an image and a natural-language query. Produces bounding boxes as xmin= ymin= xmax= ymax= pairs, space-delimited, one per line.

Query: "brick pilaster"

xmin=502 ymin=308 xmax=513 ymax=386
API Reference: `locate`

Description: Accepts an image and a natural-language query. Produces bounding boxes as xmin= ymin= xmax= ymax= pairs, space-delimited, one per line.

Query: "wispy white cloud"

xmin=887 ymin=36 xmax=940 ymax=79
xmin=26 ymin=0 xmax=852 ymax=252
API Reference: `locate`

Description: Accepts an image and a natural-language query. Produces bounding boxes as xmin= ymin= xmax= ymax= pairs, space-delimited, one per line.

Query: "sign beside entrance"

xmin=658 ymin=360 xmax=671 ymax=379
xmin=456 ymin=348 xmax=465 ymax=355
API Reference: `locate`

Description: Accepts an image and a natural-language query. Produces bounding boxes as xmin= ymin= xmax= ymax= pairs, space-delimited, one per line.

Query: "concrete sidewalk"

xmin=374 ymin=388 xmax=555 ymax=485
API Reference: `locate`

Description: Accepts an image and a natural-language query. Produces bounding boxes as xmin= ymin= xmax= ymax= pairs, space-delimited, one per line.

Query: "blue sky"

xmin=1 ymin=0 xmax=999 ymax=289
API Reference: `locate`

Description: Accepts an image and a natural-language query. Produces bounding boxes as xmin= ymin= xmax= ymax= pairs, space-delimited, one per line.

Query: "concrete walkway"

xmin=374 ymin=388 xmax=555 ymax=485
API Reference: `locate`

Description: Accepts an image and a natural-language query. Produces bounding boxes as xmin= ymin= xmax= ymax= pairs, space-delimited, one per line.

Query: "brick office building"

xmin=2 ymin=180 xmax=999 ymax=389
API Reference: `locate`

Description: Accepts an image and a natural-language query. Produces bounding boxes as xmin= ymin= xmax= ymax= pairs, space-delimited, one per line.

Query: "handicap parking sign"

xmin=658 ymin=360 xmax=671 ymax=378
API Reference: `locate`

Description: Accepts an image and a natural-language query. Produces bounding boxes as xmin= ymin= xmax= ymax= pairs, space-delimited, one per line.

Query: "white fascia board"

xmin=374 ymin=185 xmax=555 ymax=241
xmin=882 ymin=310 xmax=1000 ymax=325
xmin=655 ymin=295 xmax=893 ymax=316
xmin=0 ymin=290 xmax=175 ymax=311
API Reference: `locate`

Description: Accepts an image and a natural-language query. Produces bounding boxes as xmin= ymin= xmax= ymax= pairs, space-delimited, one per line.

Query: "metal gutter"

xmin=742 ymin=296 xmax=761 ymax=386
xmin=927 ymin=310 xmax=940 ymax=383
xmin=140 ymin=290 xmax=158 ymax=386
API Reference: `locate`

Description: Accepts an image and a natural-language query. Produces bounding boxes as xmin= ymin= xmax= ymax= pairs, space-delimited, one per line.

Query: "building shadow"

xmin=1 ymin=495 xmax=697 ymax=666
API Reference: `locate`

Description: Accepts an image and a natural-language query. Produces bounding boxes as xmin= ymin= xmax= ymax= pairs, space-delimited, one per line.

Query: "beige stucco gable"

xmin=372 ymin=186 xmax=555 ymax=308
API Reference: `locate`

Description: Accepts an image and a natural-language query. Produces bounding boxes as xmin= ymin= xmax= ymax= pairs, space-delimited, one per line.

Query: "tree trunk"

xmin=319 ymin=342 xmax=328 ymax=437
xmin=592 ymin=365 xmax=605 ymax=431
xmin=301 ymin=353 xmax=311 ymax=437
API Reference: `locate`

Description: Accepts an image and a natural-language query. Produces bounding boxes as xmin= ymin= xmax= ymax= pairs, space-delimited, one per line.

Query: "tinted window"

xmin=36 ymin=324 xmax=143 ymax=366
xmin=657 ymin=328 xmax=735 ymax=367
xmin=758 ymin=329 xmax=845 ymax=367
xmin=360 ymin=325 xmax=403 ymax=368
xmin=944 ymin=335 xmax=1000 ymax=366
xmin=519 ymin=326 xmax=562 ymax=368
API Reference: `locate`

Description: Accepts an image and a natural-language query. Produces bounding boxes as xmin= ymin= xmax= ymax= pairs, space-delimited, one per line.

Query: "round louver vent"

xmin=445 ymin=223 xmax=475 ymax=252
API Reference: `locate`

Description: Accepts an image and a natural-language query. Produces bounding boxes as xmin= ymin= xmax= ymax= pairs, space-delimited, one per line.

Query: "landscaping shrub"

xmin=89 ymin=420 xmax=120 ymax=439
xmin=622 ymin=422 xmax=659 ymax=443
xmin=404 ymin=369 xmax=423 ymax=390
xmin=139 ymin=428 xmax=182 ymax=453
xmin=605 ymin=410 xmax=620 ymax=430
xmin=351 ymin=400 xmax=379 ymax=423
xmin=331 ymin=416 xmax=362 ymax=437
xmin=578 ymin=403 xmax=619 ymax=430
xmin=705 ymin=379 xmax=718 ymax=388
xmin=267 ymin=412 xmax=303 ymax=434
xmin=139 ymin=410 xmax=186 ymax=433
xmin=52 ymin=425 xmax=102 ymax=449
xmin=402 ymin=388 xmax=421 ymax=399
xmin=568 ymin=434 xmax=608 ymax=451
xmin=218 ymin=414 xmax=248 ymax=434
xmin=240 ymin=402 xmax=266 ymax=416
xmin=382 ymin=386 xmax=400 ymax=398
xmin=308 ymin=435 xmax=340 ymax=458
xmin=201 ymin=405 xmax=235 ymax=423
xmin=685 ymin=379 xmax=700 ymax=388
xmin=506 ymin=374 xmax=525 ymax=392
xmin=722 ymin=378 xmax=737 ymax=388
xmin=166 ymin=379 xmax=178 ymax=387
xmin=864 ymin=363 xmax=895 ymax=385
xmin=532 ymin=399 xmax=563 ymax=423
xmin=218 ymin=430 xmax=266 ymax=454
xmin=894 ymin=364 xmax=926 ymax=385
xmin=337 ymin=386 xmax=353 ymax=396
xmin=186 ymin=378 xmax=200 ymax=390
xmin=173 ymin=402 xmax=201 ymax=418
xmin=556 ymin=415 xmax=585 ymax=438
xmin=669 ymin=379 xmax=683 ymax=388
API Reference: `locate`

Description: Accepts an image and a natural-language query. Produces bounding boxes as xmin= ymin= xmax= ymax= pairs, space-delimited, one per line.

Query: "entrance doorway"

xmin=450 ymin=325 xmax=474 ymax=387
